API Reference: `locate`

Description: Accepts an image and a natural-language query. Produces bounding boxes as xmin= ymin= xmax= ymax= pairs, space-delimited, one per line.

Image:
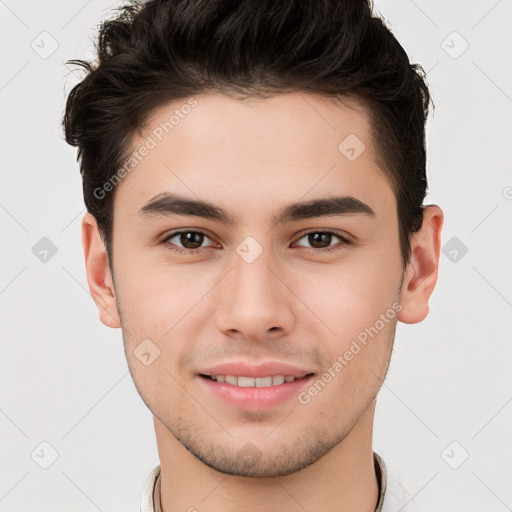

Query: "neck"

xmin=154 ymin=400 xmax=379 ymax=512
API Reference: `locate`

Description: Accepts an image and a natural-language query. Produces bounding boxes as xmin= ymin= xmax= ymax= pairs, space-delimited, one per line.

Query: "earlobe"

xmin=81 ymin=213 xmax=121 ymax=328
xmin=398 ymin=205 xmax=444 ymax=324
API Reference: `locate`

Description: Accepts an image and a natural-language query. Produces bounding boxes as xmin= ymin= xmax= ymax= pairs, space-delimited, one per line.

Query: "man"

xmin=63 ymin=0 xmax=443 ymax=510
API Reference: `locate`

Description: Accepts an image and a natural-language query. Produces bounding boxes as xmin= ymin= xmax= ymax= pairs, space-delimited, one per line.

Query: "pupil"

xmin=310 ymin=233 xmax=330 ymax=248
xmin=182 ymin=232 xmax=203 ymax=249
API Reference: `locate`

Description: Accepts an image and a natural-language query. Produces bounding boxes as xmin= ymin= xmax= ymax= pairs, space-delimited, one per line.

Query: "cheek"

xmin=296 ymin=255 xmax=402 ymax=345
xmin=296 ymin=268 xmax=399 ymax=410
xmin=125 ymin=350 xmax=191 ymax=418
xmin=114 ymin=253 xmax=206 ymax=337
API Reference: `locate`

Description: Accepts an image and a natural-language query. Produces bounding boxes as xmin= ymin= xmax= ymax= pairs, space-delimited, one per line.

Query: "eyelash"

xmin=160 ymin=230 xmax=351 ymax=255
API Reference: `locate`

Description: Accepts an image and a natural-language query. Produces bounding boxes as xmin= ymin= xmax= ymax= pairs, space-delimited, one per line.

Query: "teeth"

xmin=238 ymin=376 xmax=255 ymax=387
xmin=256 ymin=376 xmax=272 ymax=387
xmin=210 ymin=375 xmax=297 ymax=387
xmin=225 ymin=375 xmax=238 ymax=385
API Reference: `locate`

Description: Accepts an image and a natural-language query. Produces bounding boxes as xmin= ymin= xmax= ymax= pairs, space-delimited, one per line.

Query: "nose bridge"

xmin=215 ymin=240 xmax=294 ymax=338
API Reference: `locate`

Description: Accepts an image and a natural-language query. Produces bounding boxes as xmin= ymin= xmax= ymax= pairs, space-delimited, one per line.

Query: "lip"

xmin=197 ymin=361 xmax=315 ymax=411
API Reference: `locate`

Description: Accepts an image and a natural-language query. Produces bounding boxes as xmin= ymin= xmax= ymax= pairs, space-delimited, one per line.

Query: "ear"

xmin=398 ymin=205 xmax=444 ymax=324
xmin=81 ymin=213 xmax=121 ymax=328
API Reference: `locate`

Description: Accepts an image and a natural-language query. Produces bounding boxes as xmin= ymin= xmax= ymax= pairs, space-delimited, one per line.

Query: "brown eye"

xmin=294 ymin=231 xmax=350 ymax=252
xmin=308 ymin=232 xmax=334 ymax=249
xmin=162 ymin=230 xmax=216 ymax=254
xmin=177 ymin=231 xmax=204 ymax=249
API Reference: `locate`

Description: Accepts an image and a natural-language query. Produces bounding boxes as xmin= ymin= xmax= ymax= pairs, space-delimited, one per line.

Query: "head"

xmin=64 ymin=0 xmax=443 ymax=477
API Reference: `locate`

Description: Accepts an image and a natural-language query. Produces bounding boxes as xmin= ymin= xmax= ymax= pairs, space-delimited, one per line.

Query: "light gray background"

xmin=1 ymin=0 xmax=511 ymax=510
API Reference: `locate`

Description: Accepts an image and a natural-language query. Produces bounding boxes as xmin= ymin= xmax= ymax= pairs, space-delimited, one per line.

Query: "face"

xmin=89 ymin=92 xmax=425 ymax=477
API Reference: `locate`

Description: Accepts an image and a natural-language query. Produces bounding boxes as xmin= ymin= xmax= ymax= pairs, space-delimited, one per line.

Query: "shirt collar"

xmin=141 ymin=452 xmax=388 ymax=512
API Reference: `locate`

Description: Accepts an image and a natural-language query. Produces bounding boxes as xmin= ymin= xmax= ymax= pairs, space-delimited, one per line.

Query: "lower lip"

xmin=198 ymin=375 xmax=314 ymax=411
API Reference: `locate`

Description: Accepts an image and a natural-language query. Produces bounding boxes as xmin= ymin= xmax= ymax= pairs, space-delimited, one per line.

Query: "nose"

xmin=214 ymin=246 xmax=295 ymax=342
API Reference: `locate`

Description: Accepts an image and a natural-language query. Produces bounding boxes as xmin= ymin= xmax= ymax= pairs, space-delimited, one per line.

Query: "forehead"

xmin=115 ymin=92 xmax=395 ymax=220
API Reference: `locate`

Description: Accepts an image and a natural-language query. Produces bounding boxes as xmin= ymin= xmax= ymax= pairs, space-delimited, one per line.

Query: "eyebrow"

xmin=138 ymin=192 xmax=375 ymax=225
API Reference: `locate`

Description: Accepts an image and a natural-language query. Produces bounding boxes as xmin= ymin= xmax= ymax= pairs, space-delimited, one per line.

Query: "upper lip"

xmin=199 ymin=362 xmax=314 ymax=379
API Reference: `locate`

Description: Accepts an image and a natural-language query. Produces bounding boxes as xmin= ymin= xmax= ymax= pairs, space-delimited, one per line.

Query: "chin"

xmin=183 ymin=437 xmax=337 ymax=478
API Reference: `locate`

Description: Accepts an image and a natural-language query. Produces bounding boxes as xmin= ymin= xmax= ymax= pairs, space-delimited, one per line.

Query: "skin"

xmin=82 ymin=92 xmax=443 ymax=512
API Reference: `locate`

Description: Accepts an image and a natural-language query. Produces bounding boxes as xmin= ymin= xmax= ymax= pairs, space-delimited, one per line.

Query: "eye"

xmin=161 ymin=229 xmax=351 ymax=255
xmin=294 ymin=230 xmax=350 ymax=252
xmin=161 ymin=230 xmax=217 ymax=254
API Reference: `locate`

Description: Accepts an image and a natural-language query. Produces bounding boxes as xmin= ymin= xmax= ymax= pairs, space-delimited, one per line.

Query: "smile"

xmin=205 ymin=375 xmax=299 ymax=387
xmin=198 ymin=372 xmax=315 ymax=410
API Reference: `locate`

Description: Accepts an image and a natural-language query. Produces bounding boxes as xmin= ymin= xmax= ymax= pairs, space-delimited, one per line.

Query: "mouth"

xmin=197 ymin=365 xmax=315 ymax=410
xmin=199 ymin=374 xmax=311 ymax=387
